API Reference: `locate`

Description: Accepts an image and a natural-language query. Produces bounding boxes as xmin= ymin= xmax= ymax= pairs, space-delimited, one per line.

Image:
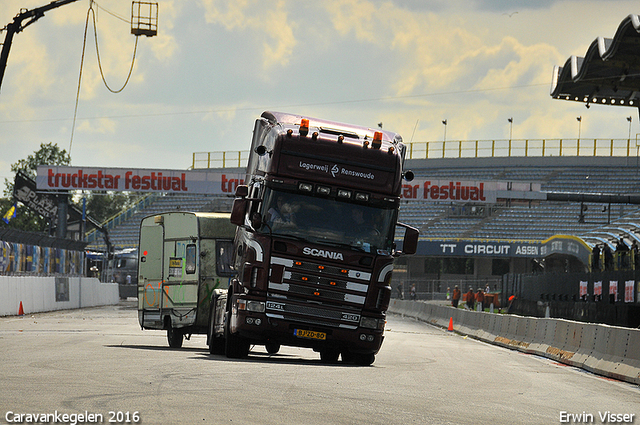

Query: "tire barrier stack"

xmin=388 ymin=299 xmax=640 ymax=385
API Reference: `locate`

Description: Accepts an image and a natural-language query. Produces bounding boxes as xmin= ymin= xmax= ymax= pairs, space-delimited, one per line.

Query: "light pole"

xmin=508 ymin=117 xmax=513 ymax=141
xmin=442 ymin=119 xmax=447 ymax=142
xmin=627 ymin=116 xmax=632 ymax=140
xmin=577 ymin=116 xmax=582 ymax=141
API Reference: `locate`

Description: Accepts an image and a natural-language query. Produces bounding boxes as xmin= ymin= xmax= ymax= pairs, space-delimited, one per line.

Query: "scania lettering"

xmin=303 ymin=247 xmax=344 ymax=260
xmin=226 ymin=111 xmax=419 ymax=365
xmin=137 ymin=212 xmax=236 ymax=352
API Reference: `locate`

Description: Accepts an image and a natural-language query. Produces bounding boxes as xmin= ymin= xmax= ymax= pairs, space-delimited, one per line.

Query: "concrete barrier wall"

xmin=388 ymin=299 xmax=640 ymax=385
xmin=0 ymin=276 xmax=119 ymax=316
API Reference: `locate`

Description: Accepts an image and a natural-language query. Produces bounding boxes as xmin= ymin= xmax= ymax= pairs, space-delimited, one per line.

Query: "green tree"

xmin=4 ymin=142 xmax=71 ymax=196
xmin=84 ymin=191 xmax=141 ymax=223
xmin=2 ymin=143 xmax=71 ymax=232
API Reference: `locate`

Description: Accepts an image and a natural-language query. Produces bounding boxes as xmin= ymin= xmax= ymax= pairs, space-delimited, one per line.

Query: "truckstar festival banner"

xmin=402 ymin=179 xmax=495 ymax=203
xmin=37 ymin=166 xmax=245 ymax=195
xmin=401 ymin=179 xmax=541 ymax=203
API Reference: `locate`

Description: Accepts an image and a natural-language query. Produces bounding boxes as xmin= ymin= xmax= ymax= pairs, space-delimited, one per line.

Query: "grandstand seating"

xmin=86 ymin=156 xmax=640 ymax=251
xmin=400 ymin=156 xmax=640 ymax=247
xmin=87 ymin=193 xmax=233 ymax=251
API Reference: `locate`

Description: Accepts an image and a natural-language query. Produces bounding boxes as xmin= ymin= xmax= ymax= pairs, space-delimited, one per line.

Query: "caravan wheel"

xmin=167 ymin=326 xmax=184 ymax=349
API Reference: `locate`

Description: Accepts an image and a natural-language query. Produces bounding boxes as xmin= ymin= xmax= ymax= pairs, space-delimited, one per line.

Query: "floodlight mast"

xmin=0 ymin=0 xmax=80 ymax=92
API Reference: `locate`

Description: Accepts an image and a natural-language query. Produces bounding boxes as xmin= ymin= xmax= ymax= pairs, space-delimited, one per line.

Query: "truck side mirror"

xmin=230 ymin=185 xmax=249 ymax=226
xmin=230 ymin=198 xmax=246 ymax=226
xmin=396 ymin=223 xmax=419 ymax=256
xmin=235 ymin=185 xmax=249 ymax=198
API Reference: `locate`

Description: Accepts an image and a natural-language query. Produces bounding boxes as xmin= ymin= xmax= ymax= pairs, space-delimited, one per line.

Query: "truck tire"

xmin=319 ymin=348 xmax=340 ymax=364
xmin=340 ymin=350 xmax=354 ymax=363
xmin=208 ymin=302 xmax=224 ymax=355
xmin=224 ymin=310 xmax=250 ymax=358
xmin=265 ymin=343 xmax=280 ymax=354
xmin=167 ymin=325 xmax=183 ymax=349
xmin=353 ymin=353 xmax=375 ymax=366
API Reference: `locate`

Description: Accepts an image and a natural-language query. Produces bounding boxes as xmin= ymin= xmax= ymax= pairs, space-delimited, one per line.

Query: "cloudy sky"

xmin=1 ymin=0 xmax=638 ymax=182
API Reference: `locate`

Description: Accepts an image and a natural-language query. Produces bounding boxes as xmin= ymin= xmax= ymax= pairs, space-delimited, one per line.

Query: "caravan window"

xmin=185 ymin=244 xmax=197 ymax=274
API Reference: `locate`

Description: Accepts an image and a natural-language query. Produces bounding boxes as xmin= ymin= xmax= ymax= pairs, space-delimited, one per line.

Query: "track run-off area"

xmin=0 ymin=301 xmax=638 ymax=425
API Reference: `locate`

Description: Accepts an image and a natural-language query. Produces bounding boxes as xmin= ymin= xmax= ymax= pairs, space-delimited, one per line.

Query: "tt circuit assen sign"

xmin=414 ymin=235 xmax=591 ymax=265
xmin=37 ymin=166 xmax=244 ymax=195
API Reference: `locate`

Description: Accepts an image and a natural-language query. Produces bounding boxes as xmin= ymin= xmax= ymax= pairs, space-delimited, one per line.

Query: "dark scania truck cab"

xmin=226 ymin=111 xmax=418 ymax=365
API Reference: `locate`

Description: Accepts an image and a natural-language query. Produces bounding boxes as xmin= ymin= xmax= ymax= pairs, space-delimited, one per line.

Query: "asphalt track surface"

xmin=1 ymin=301 xmax=638 ymax=425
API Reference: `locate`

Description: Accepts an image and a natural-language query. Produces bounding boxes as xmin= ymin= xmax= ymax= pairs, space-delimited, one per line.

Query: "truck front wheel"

xmin=265 ymin=343 xmax=280 ymax=354
xmin=224 ymin=311 xmax=250 ymax=358
xmin=353 ymin=353 xmax=375 ymax=366
xmin=319 ymin=348 xmax=340 ymax=364
xmin=208 ymin=303 xmax=225 ymax=355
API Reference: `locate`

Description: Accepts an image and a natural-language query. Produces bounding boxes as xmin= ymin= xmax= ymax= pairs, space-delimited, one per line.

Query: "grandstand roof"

xmin=551 ymin=14 xmax=640 ymax=111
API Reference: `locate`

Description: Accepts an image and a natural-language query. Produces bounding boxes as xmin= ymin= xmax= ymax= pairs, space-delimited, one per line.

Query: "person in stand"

xmin=465 ymin=287 xmax=475 ymax=310
xmin=632 ymin=241 xmax=639 ymax=270
xmin=452 ymin=285 xmax=461 ymax=308
xmin=397 ymin=283 xmax=404 ymax=300
xmin=475 ymin=288 xmax=484 ymax=311
xmin=89 ymin=265 xmax=99 ymax=278
xmin=591 ymin=244 xmax=601 ymax=272
xmin=410 ymin=284 xmax=417 ymax=300
xmin=616 ymin=238 xmax=629 ymax=270
xmin=446 ymin=287 xmax=451 ymax=301
xmin=603 ymin=244 xmax=613 ymax=271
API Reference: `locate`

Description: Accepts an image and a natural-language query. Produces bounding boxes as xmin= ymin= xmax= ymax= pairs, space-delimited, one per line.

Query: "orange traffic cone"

xmin=18 ymin=301 xmax=24 ymax=316
xmin=447 ymin=317 xmax=453 ymax=331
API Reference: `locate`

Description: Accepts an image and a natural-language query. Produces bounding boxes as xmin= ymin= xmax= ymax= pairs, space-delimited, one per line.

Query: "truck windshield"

xmin=259 ymin=188 xmax=396 ymax=254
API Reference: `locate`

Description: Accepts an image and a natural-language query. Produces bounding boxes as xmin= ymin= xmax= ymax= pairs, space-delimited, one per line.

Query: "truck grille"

xmin=267 ymin=256 xmax=370 ymax=328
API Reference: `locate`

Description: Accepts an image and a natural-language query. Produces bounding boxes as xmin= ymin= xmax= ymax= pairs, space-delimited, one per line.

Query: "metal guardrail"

xmin=191 ymin=151 xmax=249 ymax=169
xmin=192 ymin=139 xmax=640 ymax=169
xmin=407 ymin=138 xmax=638 ymax=159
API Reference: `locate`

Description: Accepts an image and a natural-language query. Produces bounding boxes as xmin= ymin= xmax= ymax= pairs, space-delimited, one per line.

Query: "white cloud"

xmin=199 ymin=0 xmax=297 ymax=70
xmin=75 ymin=117 xmax=117 ymax=135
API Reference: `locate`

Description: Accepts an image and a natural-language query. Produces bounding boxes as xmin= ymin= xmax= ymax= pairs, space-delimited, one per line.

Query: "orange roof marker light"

xmin=299 ymin=118 xmax=310 ymax=137
xmin=372 ymin=131 xmax=383 ymax=149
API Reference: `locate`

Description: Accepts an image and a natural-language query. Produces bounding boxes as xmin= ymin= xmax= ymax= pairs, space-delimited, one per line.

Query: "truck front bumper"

xmin=230 ymin=302 xmax=385 ymax=355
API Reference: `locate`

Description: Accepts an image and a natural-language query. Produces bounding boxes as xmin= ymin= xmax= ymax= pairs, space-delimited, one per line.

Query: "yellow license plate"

xmin=294 ymin=329 xmax=326 ymax=340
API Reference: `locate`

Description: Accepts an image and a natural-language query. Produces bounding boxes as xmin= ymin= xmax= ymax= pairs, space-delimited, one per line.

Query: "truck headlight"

xmin=360 ymin=316 xmax=385 ymax=330
xmin=238 ymin=300 xmax=266 ymax=313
